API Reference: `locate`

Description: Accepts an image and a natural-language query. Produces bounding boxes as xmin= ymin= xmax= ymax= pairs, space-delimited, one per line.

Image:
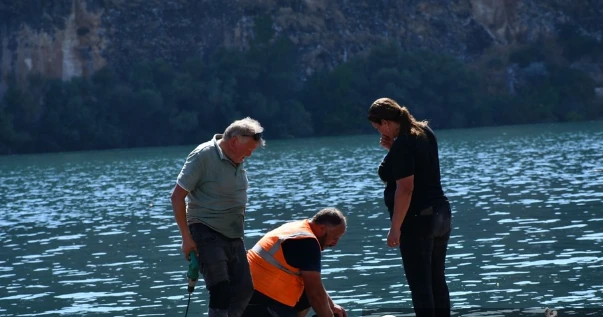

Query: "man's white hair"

xmin=223 ymin=117 xmax=265 ymax=145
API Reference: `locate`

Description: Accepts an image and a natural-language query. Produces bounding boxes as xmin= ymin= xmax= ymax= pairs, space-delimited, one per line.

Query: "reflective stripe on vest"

xmin=251 ymin=231 xmax=316 ymax=276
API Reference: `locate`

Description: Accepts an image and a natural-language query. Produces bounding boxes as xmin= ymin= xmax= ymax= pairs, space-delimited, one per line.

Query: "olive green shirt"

xmin=176 ymin=134 xmax=248 ymax=238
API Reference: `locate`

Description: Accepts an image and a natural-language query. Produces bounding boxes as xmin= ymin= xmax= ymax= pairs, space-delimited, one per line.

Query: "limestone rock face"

xmin=1 ymin=0 xmax=106 ymax=82
xmin=0 ymin=0 xmax=601 ymax=83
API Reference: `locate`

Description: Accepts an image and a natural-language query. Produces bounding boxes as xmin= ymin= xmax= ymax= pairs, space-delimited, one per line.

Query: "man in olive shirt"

xmin=171 ymin=117 xmax=265 ymax=317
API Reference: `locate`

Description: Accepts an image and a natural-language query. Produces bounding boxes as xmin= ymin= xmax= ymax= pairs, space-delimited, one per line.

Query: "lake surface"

xmin=1 ymin=121 xmax=602 ymax=317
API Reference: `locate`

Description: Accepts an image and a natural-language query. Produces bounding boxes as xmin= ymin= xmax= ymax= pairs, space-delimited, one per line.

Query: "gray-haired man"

xmin=171 ymin=117 xmax=265 ymax=317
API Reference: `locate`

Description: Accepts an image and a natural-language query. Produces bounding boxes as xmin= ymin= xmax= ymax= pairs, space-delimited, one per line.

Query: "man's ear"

xmin=319 ymin=224 xmax=329 ymax=235
xmin=228 ymin=136 xmax=239 ymax=147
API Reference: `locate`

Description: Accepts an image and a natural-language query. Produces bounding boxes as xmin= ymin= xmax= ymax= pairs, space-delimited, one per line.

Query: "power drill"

xmin=187 ymin=251 xmax=199 ymax=293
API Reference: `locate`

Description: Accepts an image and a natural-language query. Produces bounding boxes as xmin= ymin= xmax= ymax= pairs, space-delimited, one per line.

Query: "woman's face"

xmin=372 ymin=120 xmax=395 ymax=139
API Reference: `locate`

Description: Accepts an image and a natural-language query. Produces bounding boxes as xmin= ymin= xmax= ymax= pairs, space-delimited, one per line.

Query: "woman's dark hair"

xmin=367 ymin=97 xmax=428 ymax=137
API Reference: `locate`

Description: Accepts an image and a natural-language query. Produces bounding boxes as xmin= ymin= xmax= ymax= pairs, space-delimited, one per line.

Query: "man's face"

xmin=317 ymin=224 xmax=346 ymax=251
xmin=230 ymin=136 xmax=260 ymax=164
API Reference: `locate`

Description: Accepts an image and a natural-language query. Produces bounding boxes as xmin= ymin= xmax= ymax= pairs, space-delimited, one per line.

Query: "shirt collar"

xmin=212 ymin=134 xmax=227 ymax=160
xmin=213 ymin=134 xmax=239 ymax=167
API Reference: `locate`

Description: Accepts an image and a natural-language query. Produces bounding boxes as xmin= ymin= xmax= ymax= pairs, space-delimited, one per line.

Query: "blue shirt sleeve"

xmin=281 ymin=238 xmax=321 ymax=272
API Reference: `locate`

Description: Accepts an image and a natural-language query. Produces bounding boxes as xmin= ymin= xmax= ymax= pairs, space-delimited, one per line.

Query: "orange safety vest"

xmin=247 ymin=219 xmax=318 ymax=307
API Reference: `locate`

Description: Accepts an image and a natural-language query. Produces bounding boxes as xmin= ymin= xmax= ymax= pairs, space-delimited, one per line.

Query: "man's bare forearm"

xmin=172 ymin=200 xmax=190 ymax=238
xmin=171 ymin=186 xmax=191 ymax=239
xmin=327 ymin=295 xmax=335 ymax=308
xmin=306 ymin=286 xmax=333 ymax=317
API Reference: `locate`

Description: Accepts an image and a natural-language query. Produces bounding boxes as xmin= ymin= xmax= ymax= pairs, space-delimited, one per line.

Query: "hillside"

xmin=1 ymin=0 xmax=601 ymax=84
xmin=0 ymin=0 xmax=602 ymax=155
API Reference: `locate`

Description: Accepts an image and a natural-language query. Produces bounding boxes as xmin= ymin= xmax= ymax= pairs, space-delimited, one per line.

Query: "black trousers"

xmin=241 ymin=290 xmax=311 ymax=317
xmin=398 ymin=202 xmax=452 ymax=317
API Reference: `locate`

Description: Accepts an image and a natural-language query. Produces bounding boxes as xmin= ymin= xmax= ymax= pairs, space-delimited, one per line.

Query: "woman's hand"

xmin=386 ymin=227 xmax=401 ymax=248
xmin=380 ymin=134 xmax=394 ymax=150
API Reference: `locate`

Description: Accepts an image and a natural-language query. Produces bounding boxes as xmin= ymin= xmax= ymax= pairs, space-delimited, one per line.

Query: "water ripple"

xmin=0 ymin=121 xmax=602 ymax=316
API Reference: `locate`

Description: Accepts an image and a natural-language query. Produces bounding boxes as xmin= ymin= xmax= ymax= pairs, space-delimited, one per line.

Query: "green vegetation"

xmin=1 ymin=35 xmax=602 ymax=155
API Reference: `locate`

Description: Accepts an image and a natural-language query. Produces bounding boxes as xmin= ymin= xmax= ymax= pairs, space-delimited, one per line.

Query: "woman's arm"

xmin=387 ymin=175 xmax=414 ymax=247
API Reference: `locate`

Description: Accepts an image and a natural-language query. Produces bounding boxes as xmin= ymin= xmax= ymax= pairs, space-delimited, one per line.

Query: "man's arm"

xmin=300 ymin=271 xmax=333 ymax=317
xmin=171 ymin=184 xmax=196 ymax=259
xmin=326 ymin=295 xmax=346 ymax=317
xmin=283 ymin=239 xmax=344 ymax=316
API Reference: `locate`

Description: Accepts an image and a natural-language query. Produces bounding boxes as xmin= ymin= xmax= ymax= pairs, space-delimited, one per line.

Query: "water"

xmin=1 ymin=121 xmax=602 ymax=316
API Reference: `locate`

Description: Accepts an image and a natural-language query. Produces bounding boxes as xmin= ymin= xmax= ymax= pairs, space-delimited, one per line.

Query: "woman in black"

xmin=368 ymin=97 xmax=452 ymax=317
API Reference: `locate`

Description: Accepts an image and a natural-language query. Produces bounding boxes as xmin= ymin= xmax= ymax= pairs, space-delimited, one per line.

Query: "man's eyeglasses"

xmin=243 ymin=132 xmax=263 ymax=141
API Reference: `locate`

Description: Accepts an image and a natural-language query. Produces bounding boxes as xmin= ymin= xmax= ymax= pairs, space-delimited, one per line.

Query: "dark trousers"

xmin=189 ymin=223 xmax=254 ymax=317
xmin=241 ymin=289 xmax=311 ymax=317
xmin=398 ymin=202 xmax=452 ymax=317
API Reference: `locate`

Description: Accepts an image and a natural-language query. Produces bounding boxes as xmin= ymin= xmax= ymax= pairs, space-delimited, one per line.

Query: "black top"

xmin=378 ymin=125 xmax=447 ymax=217
xmin=282 ymin=237 xmax=321 ymax=272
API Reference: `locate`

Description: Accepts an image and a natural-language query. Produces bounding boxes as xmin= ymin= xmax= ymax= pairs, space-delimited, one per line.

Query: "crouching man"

xmin=242 ymin=207 xmax=348 ymax=317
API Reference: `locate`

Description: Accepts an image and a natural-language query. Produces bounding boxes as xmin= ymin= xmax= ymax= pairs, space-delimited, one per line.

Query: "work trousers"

xmin=190 ymin=223 xmax=254 ymax=317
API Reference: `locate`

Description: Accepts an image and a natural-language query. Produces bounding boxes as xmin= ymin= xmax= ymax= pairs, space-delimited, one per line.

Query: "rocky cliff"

xmin=1 ymin=0 xmax=602 ymax=86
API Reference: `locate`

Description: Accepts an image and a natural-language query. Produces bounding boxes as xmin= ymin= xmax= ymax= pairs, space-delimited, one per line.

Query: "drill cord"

xmin=183 ymin=292 xmax=192 ymax=317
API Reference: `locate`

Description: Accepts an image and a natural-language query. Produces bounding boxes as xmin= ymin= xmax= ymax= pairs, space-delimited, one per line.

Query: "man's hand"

xmin=331 ymin=303 xmax=347 ymax=317
xmin=380 ymin=134 xmax=394 ymax=150
xmin=386 ymin=227 xmax=401 ymax=248
xmin=182 ymin=234 xmax=198 ymax=260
